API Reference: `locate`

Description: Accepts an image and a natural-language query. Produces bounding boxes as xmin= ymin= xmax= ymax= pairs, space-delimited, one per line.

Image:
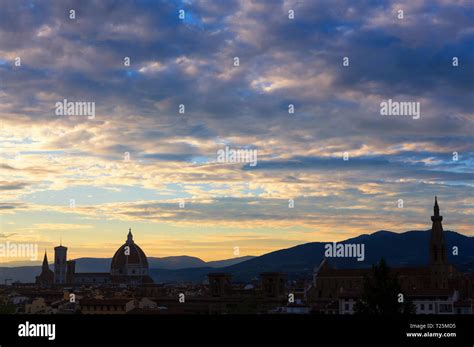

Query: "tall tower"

xmin=54 ymin=244 xmax=68 ymax=284
xmin=429 ymin=196 xmax=447 ymax=265
xmin=429 ymin=197 xmax=449 ymax=289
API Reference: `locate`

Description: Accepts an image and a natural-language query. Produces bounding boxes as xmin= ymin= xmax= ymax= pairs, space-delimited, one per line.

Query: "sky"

xmin=0 ymin=0 xmax=473 ymax=263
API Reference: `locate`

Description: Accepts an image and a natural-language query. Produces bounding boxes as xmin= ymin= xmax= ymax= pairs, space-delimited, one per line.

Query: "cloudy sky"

xmin=0 ymin=0 xmax=472 ymax=263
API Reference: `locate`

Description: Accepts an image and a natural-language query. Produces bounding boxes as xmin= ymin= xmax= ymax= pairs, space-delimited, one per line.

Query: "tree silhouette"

xmin=0 ymin=302 xmax=16 ymax=314
xmin=354 ymin=258 xmax=415 ymax=314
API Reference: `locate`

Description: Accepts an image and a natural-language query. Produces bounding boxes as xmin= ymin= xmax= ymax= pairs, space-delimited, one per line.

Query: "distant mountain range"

xmin=0 ymin=255 xmax=255 ymax=283
xmin=148 ymin=230 xmax=474 ymax=283
xmin=67 ymin=255 xmax=256 ymax=272
xmin=1 ymin=230 xmax=473 ymax=284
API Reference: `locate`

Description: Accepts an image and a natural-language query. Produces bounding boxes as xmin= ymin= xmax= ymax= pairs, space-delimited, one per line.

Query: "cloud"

xmin=0 ymin=233 xmax=17 ymax=239
xmin=0 ymin=181 xmax=30 ymax=190
xmin=31 ymin=223 xmax=94 ymax=230
xmin=0 ymin=0 xmax=472 ymax=257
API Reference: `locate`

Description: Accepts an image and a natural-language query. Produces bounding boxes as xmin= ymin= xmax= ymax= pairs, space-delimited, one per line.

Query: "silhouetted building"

xmin=110 ymin=229 xmax=152 ymax=284
xmin=40 ymin=229 xmax=153 ymax=287
xmin=54 ymin=245 xmax=67 ymax=284
xmin=35 ymin=252 xmax=54 ymax=287
xmin=309 ymin=197 xmax=470 ymax=314
xmin=430 ymin=196 xmax=451 ymax=289
xmin=261 ymin=272 xmax=287 ymax=299
xmin=66 ymin=260 xmax=76 ymax=284
xmin=208 ymin=273 xmax=232 ymax=297
xmin=79 ymin=298 xmax=135 ymax=314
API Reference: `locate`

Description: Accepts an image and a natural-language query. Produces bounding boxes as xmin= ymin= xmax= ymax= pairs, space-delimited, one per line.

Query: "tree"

xmin=0 ymin=302 xmax=16 ymax=314
xmin=354 ymin=258 xmax=415 ymax=314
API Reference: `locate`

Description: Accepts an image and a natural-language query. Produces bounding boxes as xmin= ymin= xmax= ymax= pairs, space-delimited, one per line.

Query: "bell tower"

xmin=429 ymin=197 xmax=449 ymax=289
xmin=429 ymin=196 xmax=447 ymax=265
xmin=54 ymin=244 xmax=68 ymax=284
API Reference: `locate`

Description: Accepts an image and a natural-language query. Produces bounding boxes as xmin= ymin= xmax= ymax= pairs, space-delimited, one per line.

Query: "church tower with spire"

xmin=429 ymin=197 xmax=451 ymax=289
xmin=35 ymin=251 xmax=54 ymax=287
xmin=430 ymin=196 xmax=447 ymax=265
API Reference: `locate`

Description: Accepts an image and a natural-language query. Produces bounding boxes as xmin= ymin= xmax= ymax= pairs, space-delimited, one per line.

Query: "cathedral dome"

xmin=110 ymin=229 xmax=149 ymax=278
